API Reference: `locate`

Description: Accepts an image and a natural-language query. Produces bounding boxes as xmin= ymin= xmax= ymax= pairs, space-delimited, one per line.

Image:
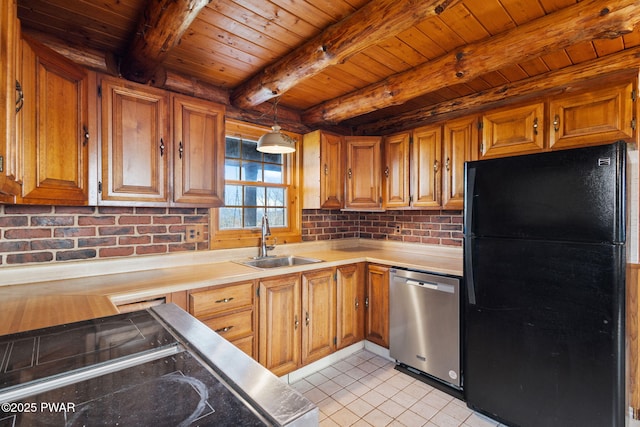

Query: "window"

xmin=210 ymin=120 xmax=301 ymax=248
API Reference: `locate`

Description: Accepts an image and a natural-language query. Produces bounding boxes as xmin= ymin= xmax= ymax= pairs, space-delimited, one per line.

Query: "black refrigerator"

xmin=463 ymin=141 xmax=626 ymax=427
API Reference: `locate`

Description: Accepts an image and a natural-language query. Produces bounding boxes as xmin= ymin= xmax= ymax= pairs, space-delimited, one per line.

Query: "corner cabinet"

xmin=345 ymin=136 xmax=382 ymax=210
xmin=302 ymin=130 xmax=344 ymax=209
xmin=19 ymin=36 xmax=89 ymax=205
xmin=365 ymin=263 xmax=389 ymax=349
xmin=99 ymin=76 xmax=225 ymax=207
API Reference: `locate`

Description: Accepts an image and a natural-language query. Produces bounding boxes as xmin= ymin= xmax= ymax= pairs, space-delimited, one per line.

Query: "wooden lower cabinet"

xmin=365 ymin=263 xmax=390 ymax=348
xmin=258 ymin=273 xmax=301 ymax=376
xmin=189 ymin=281 xmax=257 ymax=359
xmin=336 ymin=263 xmax=365 ymax=349
xmin=301 ymin=268 xmax=336 ymax=365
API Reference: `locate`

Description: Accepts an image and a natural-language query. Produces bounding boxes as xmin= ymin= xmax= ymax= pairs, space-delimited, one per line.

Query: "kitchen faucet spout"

xmin=260 ymin=216 xmax=275 ymax=257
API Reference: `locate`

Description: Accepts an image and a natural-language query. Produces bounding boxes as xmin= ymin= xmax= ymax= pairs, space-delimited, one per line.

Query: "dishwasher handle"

xmin=403 ymin=278 xmax=455 ymax=294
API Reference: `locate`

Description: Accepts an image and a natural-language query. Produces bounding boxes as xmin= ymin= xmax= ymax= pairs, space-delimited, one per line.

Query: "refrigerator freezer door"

xmin=464 ymin=237 xmax=625 ymax=427
xmin=465 ymin=142 xmax=625 ymax=243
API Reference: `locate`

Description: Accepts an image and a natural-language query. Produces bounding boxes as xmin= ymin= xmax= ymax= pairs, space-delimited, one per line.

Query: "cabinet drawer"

xmin=232 ymin=335 xmax=255 ymax=359
xmin=190 ymin=282 xmax=254 ymax=317
xmin=201 ymin=309 xmax=254 ymax=342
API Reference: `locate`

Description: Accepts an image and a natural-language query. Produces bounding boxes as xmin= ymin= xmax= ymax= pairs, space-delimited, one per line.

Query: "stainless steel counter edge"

xmin=151 ymin=303 xmax=318 ymax=427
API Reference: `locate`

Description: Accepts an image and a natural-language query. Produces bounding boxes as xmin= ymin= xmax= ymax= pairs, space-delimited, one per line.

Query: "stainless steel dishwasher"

xmin=389 ymin=268 xmax=461 ymax=391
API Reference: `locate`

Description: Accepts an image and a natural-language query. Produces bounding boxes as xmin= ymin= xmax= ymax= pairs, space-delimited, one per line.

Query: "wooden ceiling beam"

xmin=357 ymin=47 xmax=640 ymax=134
xmin=120 ymin=0 xmax=210 ymax=84
xmin=230 ymin=0 xmax=461 ymax=110
xmin=302 ymin=0 xmax=640 ymax=125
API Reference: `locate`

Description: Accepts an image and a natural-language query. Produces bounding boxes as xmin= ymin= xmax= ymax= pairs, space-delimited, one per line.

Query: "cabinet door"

xmin=383 ymin=132 xmax=410 ymax=209
xmin=0 ymin=0 xmax=20 ymax=201
xmin=20 ymin=36 xmax=88 ymax=205
xmin=412 ymin=125 xmax=442 ymax=209
xmin=442 ymin=116 xmax=477 ymax=210
xmin=100 ymin=77 xmax=169 ymax=204
xmin=301 ymin=268 xmax=335 ymax=365
xmin=320 ymin=132 xmax=344 ymax=209
xmin=549 ymin=81 xmax=635 ymax=149
xmin=480 ymin=102 xmax=545 ymax=159
xmin=365 ymin=264 xmax=389 ymax=348
xmin=345 ymin=136 xmax=382 ymax=210
xmin=172 ymin=94 xmax=225 ymax=206
xmin=258 ymin=273 xmax=301 ymax=376
xmin=336 ymin=263 xmax=365 ymax=350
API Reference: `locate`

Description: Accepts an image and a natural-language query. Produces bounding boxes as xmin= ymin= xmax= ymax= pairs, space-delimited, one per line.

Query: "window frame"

xmin=210 ymin=119 xmax=301 ymax=249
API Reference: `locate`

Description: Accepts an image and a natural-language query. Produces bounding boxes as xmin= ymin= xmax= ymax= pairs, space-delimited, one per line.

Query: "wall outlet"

xmin=185 ymin=225 xmax=205 ymax=243
xmin=395 ymin=225 xmax=401 ymax=234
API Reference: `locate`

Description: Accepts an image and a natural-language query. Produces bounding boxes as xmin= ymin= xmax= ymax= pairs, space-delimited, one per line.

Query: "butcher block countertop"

xmin=0 ymin=239 xmax=462 ymax=336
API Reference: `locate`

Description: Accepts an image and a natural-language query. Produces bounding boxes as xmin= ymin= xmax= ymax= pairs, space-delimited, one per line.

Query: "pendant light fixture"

xmin=257 ymin=97 xmax=296 ymax=154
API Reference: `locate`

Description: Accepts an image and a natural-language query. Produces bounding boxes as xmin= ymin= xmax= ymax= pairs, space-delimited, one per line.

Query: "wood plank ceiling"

xmin=16 ymin=0 xmax=640 ymax=134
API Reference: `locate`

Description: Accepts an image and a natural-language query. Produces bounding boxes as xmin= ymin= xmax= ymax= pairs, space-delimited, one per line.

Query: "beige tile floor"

xmin=291 ymin=350 xmax=505 ymax=427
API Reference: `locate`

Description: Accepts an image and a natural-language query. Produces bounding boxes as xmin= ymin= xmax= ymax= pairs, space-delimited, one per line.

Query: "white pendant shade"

xmin=257 ymin=125 xmax=296 ymax=154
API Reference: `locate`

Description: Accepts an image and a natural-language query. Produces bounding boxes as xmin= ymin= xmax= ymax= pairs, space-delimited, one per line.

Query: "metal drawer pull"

xmin=215 ymin=297 xmax=234 ymax=303
xmin=305 ymin=311 xmax=310 ymax=326
xmin=215 ymin=325 xmax=234 ymax=333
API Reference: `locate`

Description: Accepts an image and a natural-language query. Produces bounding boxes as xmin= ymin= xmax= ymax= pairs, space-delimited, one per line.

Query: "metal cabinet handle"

xmin=15 ymin=80 xmax=24 ymax=113
xmin=445 ymin=157 xmax=450 ymax=171
xmin=160 ymin=138 xmax=165 ymax=156
xmin=553 ymin=115 xmax=560 ymax=132
xmin=365 ymin=296 xmax=369 ymax=309
xmin=215 ymin=325 xmax=234 ymax=334
xmin=533 ymin=117 xmax=539 ymax=135
xmin=324 ymin=164 xmax=328 ymax=175
xmin=294 ymin=315 xmax=299 ymax=330
xmin=348 ymin=168 xmax=352 ymax=179
xmin=179 ymin=141 xmax=183 ymax=159
xmin=384 ymin=166 xmax=389 ymax=177
xmin=215 ymin=297 xmax=234 ymax=303
xmin=305 ymin=311 xmax=310 ymax=326
xmin=83 ymin=125 xmax=89 ymax=146
xmin=433 ymin=160 xmax=439 ymax=173
xmin=355 ymin=297 xmax=359 ymax=309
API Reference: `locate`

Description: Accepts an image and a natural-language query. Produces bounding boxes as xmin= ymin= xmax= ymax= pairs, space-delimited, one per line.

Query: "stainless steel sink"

xmin=236 ymin=255 xmax=324 ymax=269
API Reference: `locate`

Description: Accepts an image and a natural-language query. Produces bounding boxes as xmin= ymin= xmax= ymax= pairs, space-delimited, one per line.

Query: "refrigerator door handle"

xmin=465 ymin=167 xmax=477 ymax=305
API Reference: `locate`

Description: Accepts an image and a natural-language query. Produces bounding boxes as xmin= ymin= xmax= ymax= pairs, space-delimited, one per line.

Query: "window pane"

xmin=225 ymin=137 xmax=240 ymax=158
xmin=266 ymin=187 xmax=285 ymax=207
xmin=225 ymin=159 xmax=240 ymax=180
xmin=264 ymin=163 xmax=282 ymax=184
xmin=241 ymin=161 xmax=263 ymax=182
xmin=244 ymin=186 xmax=265 ymax=207
xmin=266 ymin=208 xmax=286 ymax=227
xmin=219 ymin=207 xmax=242 ymax=229
xmin=224 ymin=185 xmax=242 ymax=206
xmin=242 ymin=140 xmax=262 ymax=161
xmin=244 ymin=208 xmax=260 ymax=228
xmin=264 ymin=152 xmax=282 ymax=164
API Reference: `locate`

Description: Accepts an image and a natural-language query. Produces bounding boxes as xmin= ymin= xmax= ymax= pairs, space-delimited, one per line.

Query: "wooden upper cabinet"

xmin=19 ymin=36 xmax=88 ymax=205
xmin=412 ymin=125 xmax=442 ymax=209
xmin=302 ymin=130 xmax=344 ymax=209
xmin=549 ymin=81 xmax=636 ymax=149
xmin=99 ymin=76 xmax=169 ymax=205
xmin=0 ymin=0 xmax=20 ymax=202
xmin=301 ymin=268 xmax=336 ymax=365
xmin=383 ymin=132 xmax=410 ymax=209
xmin=345 ymin=136 xmax=382 ymax=210
xmin=480 ymin=102 xmax=545 ymax=159
xmin=172 ymin=94 xmax=224 ymax=206
xmin=442 ymin=115 xmax=477 ymax=210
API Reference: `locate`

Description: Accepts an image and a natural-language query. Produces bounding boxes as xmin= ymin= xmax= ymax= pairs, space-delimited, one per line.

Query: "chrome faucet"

xmin=260 ymin=215 xmax=275 ymax=257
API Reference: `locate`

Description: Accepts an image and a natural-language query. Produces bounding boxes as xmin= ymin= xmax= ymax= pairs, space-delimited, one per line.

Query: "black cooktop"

xmin=0 ymin=310 xmax=177 ymax=390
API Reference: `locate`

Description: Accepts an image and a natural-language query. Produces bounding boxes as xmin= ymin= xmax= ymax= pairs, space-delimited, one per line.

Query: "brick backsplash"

xmin=302 ymin=209 xmax=463 ymax=246
xmin=0 ymin=205 xmax=462 ymax=266
xmin=0 ymin=205 xmax=210 ymax=266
